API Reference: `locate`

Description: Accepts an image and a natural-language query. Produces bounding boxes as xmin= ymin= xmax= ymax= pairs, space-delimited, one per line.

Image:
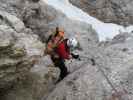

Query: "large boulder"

xmin=70 ymin=0 xmax=133 ymax=26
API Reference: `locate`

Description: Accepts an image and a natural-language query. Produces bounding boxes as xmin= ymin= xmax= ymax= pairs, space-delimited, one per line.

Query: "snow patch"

xmin=42 ymin=0 xmax=133 ymax=41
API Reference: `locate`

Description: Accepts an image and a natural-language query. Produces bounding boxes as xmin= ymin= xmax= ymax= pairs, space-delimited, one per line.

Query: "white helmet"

xmin=67 ymin=37 xmax=78 ymax=48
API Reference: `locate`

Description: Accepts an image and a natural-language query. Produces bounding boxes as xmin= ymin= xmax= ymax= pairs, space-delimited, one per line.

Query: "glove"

xmin=71 ymin=53 xmax=79 ymax=59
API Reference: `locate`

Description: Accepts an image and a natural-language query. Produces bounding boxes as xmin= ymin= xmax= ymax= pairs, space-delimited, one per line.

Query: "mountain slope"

xmin=43 ymin=0 xmax=133 ymax=41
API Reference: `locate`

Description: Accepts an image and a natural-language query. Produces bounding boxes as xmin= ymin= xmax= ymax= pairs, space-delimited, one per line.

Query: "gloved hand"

xmin=71 ymin=53 xmax=79 ymax=59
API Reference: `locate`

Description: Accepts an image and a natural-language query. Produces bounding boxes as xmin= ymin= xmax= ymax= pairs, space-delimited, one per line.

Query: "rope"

xmin=80 ymin=56 xmax=118 ymax=93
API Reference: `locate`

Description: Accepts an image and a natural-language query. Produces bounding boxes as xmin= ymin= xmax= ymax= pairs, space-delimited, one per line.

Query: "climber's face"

xmin=58 ymin=31 xmax=64 ymax=37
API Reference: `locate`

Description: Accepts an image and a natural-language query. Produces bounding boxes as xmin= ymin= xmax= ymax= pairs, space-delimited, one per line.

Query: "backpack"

xmin=45 ymin=31 xmax=64 ymax=55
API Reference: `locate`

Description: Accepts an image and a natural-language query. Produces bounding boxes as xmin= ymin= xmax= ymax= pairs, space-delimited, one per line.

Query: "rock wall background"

xmin=0 ymin=0 xmax=133 ymax=100
xmin=0 ymin=0 xmax=60 ymax=99
xmin=70 ymin=0 xmax=133 ymax=26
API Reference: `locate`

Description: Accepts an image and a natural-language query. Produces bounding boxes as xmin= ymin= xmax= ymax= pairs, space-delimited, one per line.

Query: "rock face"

xmin=0 ymin=0 xmax=99 ymax=42
xmin=18 ymin=0 xmax=99 ymax=43
xmin=1 ymin=56 xmax=60 ymax=100
xmin=103 ymin=32 xmax=133 ymax=99
xmin=0 ymin=0 xmax=99 ymax=99
xmin=0 ymin=8 xmax=40 ymax=91
xmin=0 ymin=11 xmax=29 ymax=91
xmin=45 ymin=33 xmax=133 ymax=100
xmin=46 ymin=64 xmax=105 ymax=100
xmin=70 ymin=0 xmax=133 ymax=26
xmin=1 ymin=0 xmax=133 ymax=100
xmin=0 ymin=6 xmax=60 ymax=100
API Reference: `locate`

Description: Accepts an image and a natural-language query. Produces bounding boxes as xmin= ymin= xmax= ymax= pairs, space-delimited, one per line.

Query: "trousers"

xmin=51 ymin=56 xmax=68 ymax=80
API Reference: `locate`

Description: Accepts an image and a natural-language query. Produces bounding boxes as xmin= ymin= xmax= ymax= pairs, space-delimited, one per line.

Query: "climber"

xmin=45 ymin=27 xmax=65 ymax=55
xmin=45 ymin=27 xmax=79 ymax=81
